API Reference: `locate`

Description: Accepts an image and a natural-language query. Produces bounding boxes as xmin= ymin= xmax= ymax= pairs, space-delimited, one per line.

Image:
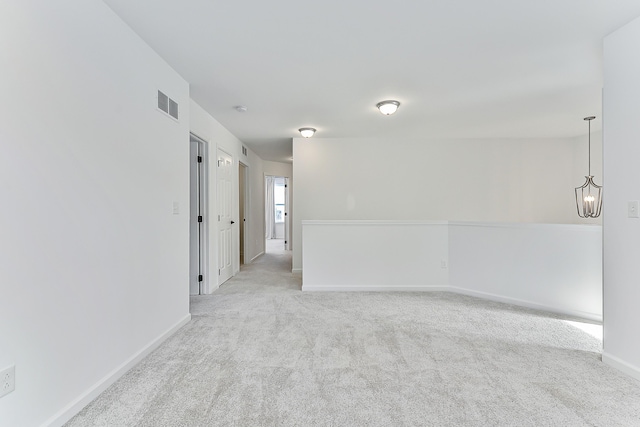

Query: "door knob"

xmin=231 ymin=220 xmax=235 ymax=224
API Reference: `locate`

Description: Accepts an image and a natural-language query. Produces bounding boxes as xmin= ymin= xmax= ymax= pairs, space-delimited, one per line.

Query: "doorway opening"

xmin=239 ymin=162 xmax=248 ymax=265
xmin=265 ymin=175 xmax=289 ymax=253
xmin=189 ymin=133 xmax=208 ymax=295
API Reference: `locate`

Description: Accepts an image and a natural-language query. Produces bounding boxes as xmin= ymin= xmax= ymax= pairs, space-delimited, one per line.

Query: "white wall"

xmin=263 ymin=160 xmax=293 ymax=178
xmin=603 ymin=14 xmax=640 ymax=380
xmin=249 ymin=154 xmax=266 ymax=260
xmin=449 ymin=222 xmax=602 ymax=321
xmin=302 ymin=221 xmax=601 ymax=320
xmin=302 ymin=221 xmax=449 ymax=290
xmin=189 ymin=101 xmax=265 ymax=287
xmin=293 ymin=136 xmax=588 ymax=271
xmin=0 ymin=1 xmax=190 ymax=425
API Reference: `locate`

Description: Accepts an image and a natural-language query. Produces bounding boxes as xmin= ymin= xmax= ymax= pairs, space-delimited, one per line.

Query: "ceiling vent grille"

xmin=157 ymin=90 xmax=179 ymax=121
xmin=242 ymin=146 xmax=248 ymax=156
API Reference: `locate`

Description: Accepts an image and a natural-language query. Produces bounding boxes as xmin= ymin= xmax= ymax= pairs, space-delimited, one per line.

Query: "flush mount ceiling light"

xmin=298 ymin=127 xmax=316 ymax=138
xmin=376 ymin=100 xmax=400 ymax=115
xmin=575 ymin=116 xmax=602 ymax=218
xmin=234 ymin=105 xmax=248 ymax=112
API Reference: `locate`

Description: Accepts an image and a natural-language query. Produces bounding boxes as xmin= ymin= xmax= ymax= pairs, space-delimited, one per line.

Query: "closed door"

xmin=217 ymin=148 xmax=233 ymax=285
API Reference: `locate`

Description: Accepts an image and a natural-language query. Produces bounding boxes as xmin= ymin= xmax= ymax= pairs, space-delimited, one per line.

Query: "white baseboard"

xmin=602 ymin=352 xmax=640 ymax=382
xmin=302 ymin=285 xmax=450 ymax=292
xmin=449 ymin=286 xmax=602 ymax=322
xmin=300 ymin=284 xmax=601 ymax=322
xmin=251 ymin=251 xmax=264 ymax=263
xmin=292 ymin=268 xmax=302 ymax=274
xmin=44 ymin=314 xmax=192 ymax=427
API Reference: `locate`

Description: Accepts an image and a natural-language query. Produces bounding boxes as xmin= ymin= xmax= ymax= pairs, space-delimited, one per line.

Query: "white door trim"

xmin=239 ymin=161 xmax=249 ymax=265
xmin=189 ymin=133 xmax=209 ymax=295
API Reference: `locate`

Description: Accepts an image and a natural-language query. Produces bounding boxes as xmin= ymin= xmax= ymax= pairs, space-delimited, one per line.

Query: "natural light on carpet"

xmin=563 ymin=320 xmax=603 ymax=340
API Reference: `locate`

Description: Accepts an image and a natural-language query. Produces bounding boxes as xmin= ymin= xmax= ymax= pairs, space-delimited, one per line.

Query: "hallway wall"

xmin=189 ymin=101 xmax=265 ymax=287
xmin=603 ymin=13 xmax=640 ymax=381
xmin=0 ymin=1 xmax=190 ymax=425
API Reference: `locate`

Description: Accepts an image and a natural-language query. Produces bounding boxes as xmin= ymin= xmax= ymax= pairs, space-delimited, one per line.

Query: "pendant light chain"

xmin=588 ymin=118 xmax=591 ymax=177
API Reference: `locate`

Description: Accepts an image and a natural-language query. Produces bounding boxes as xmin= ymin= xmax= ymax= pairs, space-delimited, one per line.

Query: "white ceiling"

xmin=103 ymin=0 xmax=640 ymax=163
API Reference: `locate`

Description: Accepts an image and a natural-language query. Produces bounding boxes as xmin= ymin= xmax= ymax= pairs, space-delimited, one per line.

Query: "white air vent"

xmin=242 ymin=146 xmax=247 ymax=156
xmin=157 ymin=90 xmax=169 ymax=113
xmin=157 ymin=90 xmax=179 ymax=121
xmin=169 ymin=99 xmax=179 ymax=120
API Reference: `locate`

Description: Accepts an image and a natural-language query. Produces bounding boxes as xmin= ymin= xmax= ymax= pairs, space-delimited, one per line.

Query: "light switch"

xmin=172 ymin=202 xmax=180 ymax=215
xmin=628 ymin=201 xmax=639 ymax=218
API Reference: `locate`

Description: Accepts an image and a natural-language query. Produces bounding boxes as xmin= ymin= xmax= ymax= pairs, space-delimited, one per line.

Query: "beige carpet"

xmin=66 ymin=250 xmax=640 ymax=426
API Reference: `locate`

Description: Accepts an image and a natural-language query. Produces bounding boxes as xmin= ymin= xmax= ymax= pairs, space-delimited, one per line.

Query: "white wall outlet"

xmin=628 ymin=201 xmax=640 ymax=218
xmin=0 ymin=365 xmax=15 ymax=398
xmin=441 ymin=260 xmax=448 ymax=269
xmin=172 ymin=201 xmax=180 ymax=215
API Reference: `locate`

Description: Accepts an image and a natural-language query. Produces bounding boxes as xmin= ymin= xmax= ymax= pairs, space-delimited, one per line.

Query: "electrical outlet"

xmin=0 ymin=365 xmax=15 ymax=398
xmin=441 ymin=260 xmax=448 ymax=269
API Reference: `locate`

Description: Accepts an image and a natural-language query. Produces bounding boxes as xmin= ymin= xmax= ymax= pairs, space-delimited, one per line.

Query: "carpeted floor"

xmin=66 ymin=249 xmax=640 ymax=426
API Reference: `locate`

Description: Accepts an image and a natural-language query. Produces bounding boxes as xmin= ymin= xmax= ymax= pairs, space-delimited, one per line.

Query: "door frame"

xmin=189 ymin=133 xmax=209 ymax=295
xmin=265 ymin=174 xmax=290 ymax=250
xmin=239 ymin=161 xmax=249 ymax=265
xmin=284 ymin=177 xmax=290 ymax=250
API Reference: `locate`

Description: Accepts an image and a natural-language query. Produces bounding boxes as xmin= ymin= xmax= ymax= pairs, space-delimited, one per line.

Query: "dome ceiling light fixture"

xmin=298 ymin=127 xmax=316 ymax=138
xmin=376 ymin=100 xmax=400 ymax=115
xmin=575 ymin=116 xmax=602 ymax=218
xmin=234 ymin=105 xmax=247 ymax=112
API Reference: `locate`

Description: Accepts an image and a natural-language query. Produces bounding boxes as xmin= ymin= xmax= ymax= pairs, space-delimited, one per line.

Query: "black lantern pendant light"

xmin=575 ymin=116 xmax=602 ymax=218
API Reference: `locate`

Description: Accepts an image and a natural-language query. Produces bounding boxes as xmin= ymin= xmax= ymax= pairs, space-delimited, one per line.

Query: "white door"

xmin=217 ymin=149 xmax=233 ymax=285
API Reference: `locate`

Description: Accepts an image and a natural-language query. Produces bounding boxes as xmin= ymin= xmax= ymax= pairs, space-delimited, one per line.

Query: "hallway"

xmin=203 ymin=246 xmax=299 ymax=298
xmin=265 ymin=238 xmax=286 ymax=254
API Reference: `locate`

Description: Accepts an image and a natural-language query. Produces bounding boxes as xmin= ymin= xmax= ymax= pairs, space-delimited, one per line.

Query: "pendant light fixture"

xmin=575 ymin=116 xmax=602 ymax=218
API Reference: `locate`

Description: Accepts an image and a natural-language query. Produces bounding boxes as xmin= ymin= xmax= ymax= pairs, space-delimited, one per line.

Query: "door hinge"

xmin=284 ymin=212 xmax=287 ymax=216
xmin=285 ymin=240 xmax=287 ymax=244
xmin=284 ymin=184 xmax=287 ymax=188
xmin=218 ymin=269 xmax=221 ymax=275
xmin=198 ymin=215 xmax=203 ymax=223
xmin=197 ymin=156 xmax=202 ymax=163
xmin=198 ymin=274 xmax=203 ymax=282
xmin=218 ymin=215 xmax=221 ymax=221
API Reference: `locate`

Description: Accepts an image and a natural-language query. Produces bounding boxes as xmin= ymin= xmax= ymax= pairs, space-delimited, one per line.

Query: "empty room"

xmin=2 ymin=1 xmax=640 ymax=426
